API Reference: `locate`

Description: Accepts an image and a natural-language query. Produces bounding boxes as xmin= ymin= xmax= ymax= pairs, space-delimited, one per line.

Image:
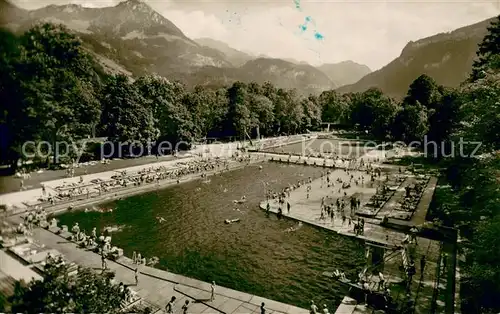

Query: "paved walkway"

xmin=260 ymin=171 xmax=407 ymax=247
xmin=0 ymin=157 xmax=192 ymax=209
xmin=28 ymin=227 xmax=308 ymax=314
xmin=0 ymin=135 xmax=311 ymax=194
xmin=0 ymin=155 xmax=270 ymax=215
xmin=0 ymin=250 xmax=42 ymax=282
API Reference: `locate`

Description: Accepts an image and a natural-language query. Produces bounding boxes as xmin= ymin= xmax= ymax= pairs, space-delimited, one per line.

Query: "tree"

xmin=426 ymin=88 xmax=461 ymax=155
xmin=391 ymin=101 xmax=429 ymax=143
xmin=134 ymin=75 xmax=195 ymax=145
xmin=0 ymin=23 xmax=101 ymax=166
xmin=0 ymin=28 xmax=22 ymax=168
xmin=248 ymin=94 xmax=274 ymax=137
xmin=301 ymin=95 xmax=322 ymax=131
xmin=465 ymin=217 xmax=500 ymax=313
xmin=460 ymin=72 xmax=500 ymax=151
xmin=471 ymin=15 xmax=500 ymax=80
xmin=318 ymin=90 xmax=349 ymax=124
xmin=9 ymin=262 xmax=123 ymax=314
xmin=350 ymin=88 xmax=398 ymax=140
xmin=100 ymin=74 xmax=158 ymax=145
xmin=404 ymin=74 xmax=440 ymax=110
xmin=226 ymin=82 xmax=252 ymax=138
xmin=181 ymin=86 xmax=221 ymax=138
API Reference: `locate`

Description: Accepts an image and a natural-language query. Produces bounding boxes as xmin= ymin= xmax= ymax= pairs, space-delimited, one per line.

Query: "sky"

xmin=11 ymin=0 xmax=500 ymax=70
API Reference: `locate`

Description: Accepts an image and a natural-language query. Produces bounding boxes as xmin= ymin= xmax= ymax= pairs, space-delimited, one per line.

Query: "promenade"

xmin=259 ymin=169 xmax=407 ymax=247
xmin=11 ymin=226 xmax=308 ymax=314
xmin=0 ymin=134 xmax=312 ymax=212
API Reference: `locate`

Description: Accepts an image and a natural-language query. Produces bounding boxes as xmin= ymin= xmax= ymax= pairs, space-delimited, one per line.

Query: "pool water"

xmin=56 ymin=162 xmax=365 ymax=309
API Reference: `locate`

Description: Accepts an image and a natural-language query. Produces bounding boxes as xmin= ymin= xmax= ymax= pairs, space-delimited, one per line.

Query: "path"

xmin=260 ymin=170 xmax=407 ymax=247
xmin=0 ymin=250 xmax=42 ymax=282
xmin=374 ymin=176 xmax=417 ymax=219
xmin=0 ymin=155 xmax=177 ymax=194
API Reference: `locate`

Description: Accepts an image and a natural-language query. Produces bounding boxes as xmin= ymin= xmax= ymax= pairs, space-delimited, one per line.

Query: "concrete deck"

xmin=22 ymin=227 xmax=308 ymax=314
xmin=260 ymin=171 xmax=407 ymax=247
xmin=0 ymin=250 xmax=42 ymax=282
xmin=0 ymin=134 xmax=311 ymax=195
xmin=1 ymin=155 xmax=269 ymax=217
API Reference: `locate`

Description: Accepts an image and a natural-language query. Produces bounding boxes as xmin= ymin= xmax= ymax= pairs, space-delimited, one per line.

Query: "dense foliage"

xmin=430 ymin=15 xmax=500 ymax=314
xmin=7 ymin=262 xmax=123 ymax=314
xmin=1 ymin=14 xmax=500 ymax=313
xmin=0 ymin=23 xmax=469 ymax=168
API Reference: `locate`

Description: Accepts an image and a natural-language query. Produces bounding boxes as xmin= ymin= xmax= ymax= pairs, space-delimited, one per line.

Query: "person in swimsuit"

xmin=181 ymin=300 xmax=189 ymax=313
xmin=165 ymin=296 xmax=176 ymax=314
xmin=210 ymin=281 xmax=216 ymax=301
xmin=310 ymin=300 xmax=318 ymax=314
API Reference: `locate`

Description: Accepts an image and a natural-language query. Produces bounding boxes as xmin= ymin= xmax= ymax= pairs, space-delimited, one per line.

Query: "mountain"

xmin=0 ymin=0 xmax=335 ymax=94
xmin=240 ymin=58 xmax=335 ymax=90
xmin=0 ymin=0 xmax=26 ymax=26
xmin=336 ymin=17 xmax=495 ymax=98
xmin=195 ymin=38 xmax=253 ymax=67
xmin=175 ymin=57 xmax=336 ymax=94
xmin=317 ymin=61 xmax=371 ymax=87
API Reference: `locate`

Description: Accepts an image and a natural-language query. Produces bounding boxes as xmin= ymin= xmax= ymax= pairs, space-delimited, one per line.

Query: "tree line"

xmin=2 ymin=22 xmax=496 ymax=170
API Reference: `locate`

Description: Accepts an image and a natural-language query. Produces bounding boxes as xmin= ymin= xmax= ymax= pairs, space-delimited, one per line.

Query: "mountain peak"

xmin=118 ymin=0 xmax=145 ymax=6
xmin=116 ymin=0 xmax=152 ymax=12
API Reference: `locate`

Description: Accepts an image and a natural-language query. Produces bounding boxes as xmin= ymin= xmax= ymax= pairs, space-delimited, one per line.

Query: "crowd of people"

xmin=32 ymin=152 xmax=258 ymax=210
xmin=264 ymin=161 xmax=388 ymax=237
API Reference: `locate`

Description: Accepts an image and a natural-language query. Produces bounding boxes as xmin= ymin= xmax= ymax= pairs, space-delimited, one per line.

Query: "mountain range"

xmin=0 ymin=0 xmax=369 ymax=94
xmin=0 ymin=0 xmax=496 ymax=97
xmin=336 ymin=18 xmax=495 ymax=97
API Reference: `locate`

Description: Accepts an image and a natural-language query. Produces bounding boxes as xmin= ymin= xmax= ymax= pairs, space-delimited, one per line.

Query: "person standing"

xmin=310 ymin=300 xmax=318 ymax=314
xmin=210 ymin=281 xmax=216 ymax=301
xmin=165 ymin=296 xmax=176 ymax=314
xmin=322 ymin=304 xmax=330 ymax=314
xmin=101 ymin=253 xmax=107 ymax=271
xmin=260 ymin=302 xmax=266 ymax=314
xmin=181 ymin=300 xmax=189 ymax=314
xmin=420 ymin=255 xmax=426 ymax=279
xmin=287 ymin=202 xmax=291 ymax=214
xmin=378 ymin=272 xmax=385 ymax=290
xmin=134 ymin=267 xmax=139 ymax=285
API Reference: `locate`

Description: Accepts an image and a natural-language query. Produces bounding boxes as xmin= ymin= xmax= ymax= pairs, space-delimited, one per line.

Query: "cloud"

xmin=11 ymin=0 xmax=500 ymax=69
